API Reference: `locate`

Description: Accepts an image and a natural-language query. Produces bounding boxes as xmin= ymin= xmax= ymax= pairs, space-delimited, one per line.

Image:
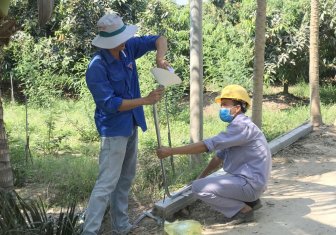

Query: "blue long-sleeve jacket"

xmin=86 ymin=35 xmax=160 ymax=137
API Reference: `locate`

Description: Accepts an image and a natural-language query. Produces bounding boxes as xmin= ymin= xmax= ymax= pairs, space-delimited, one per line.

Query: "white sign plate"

xmin=151 ymin=67 xmax=182 ymax=87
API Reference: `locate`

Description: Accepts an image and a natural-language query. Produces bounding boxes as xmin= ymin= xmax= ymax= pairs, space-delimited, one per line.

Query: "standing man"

xmin=83 ymin=12 xmax=169 ymax=235
xmin=157 ymin=84 xmax=272 ymax=225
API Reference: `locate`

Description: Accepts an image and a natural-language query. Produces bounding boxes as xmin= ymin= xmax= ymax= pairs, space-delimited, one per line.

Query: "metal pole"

xmin=164 ymin=94 xmax=175 ymax=176
xmin=153 ymin=104 xmax=172 ymax=198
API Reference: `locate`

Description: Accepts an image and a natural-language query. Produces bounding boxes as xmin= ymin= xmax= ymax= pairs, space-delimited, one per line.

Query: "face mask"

xmin=219 ymin=108 xmax=234 ymax=123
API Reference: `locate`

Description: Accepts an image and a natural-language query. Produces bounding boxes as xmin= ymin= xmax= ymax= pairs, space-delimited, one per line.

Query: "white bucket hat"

xmin=92 ymin=12 xmax=138 ymax=49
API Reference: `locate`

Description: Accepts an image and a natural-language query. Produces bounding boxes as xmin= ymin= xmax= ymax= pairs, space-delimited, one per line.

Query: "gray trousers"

xmin=82 ymin=128 xmax=138 ymax=235
xmin=192 ymin=174 xmax=261 ymax=218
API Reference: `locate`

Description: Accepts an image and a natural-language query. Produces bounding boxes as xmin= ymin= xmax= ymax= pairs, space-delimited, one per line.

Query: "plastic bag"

xmin=164 ymin=220 xmax=202 ymax=235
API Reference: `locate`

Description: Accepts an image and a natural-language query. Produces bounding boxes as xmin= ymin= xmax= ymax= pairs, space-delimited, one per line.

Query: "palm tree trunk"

xmin=309 ymin=0 xmax=322 ymax=127
xmin=0 ymin=98 xmax=14 ymax=191
xmin=252 ymin=0 xmax=267 ymax=128
xmin=0 ymin=4 xmax=14 ymax=192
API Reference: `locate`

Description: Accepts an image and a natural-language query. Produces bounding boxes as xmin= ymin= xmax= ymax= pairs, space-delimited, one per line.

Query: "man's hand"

xmin=155 ymin=36 xmax=169 ymax=69
xmin=157 ymin=146 xmax=172 ymax=159
xmin=144 ymin=86 xmax=164 ymax=105
xmin=156 ymin=57 xmax=170 ymax=69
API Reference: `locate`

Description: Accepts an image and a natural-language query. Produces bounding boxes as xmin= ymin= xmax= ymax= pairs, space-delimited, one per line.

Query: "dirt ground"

xmin=120 ymin=123 xmax=336 ymax=235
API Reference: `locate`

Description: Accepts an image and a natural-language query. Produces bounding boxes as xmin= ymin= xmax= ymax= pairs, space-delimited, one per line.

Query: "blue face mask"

xmin=219 ymin=108 xmax=234 ymax=123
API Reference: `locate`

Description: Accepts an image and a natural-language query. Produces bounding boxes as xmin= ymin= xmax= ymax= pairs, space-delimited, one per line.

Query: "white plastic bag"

xmin=164 ymin=220 xmax=202 ymax=235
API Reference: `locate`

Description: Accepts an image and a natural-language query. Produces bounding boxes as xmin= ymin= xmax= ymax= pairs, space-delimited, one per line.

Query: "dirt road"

xmin=131 ymin=124 xmax=336 ymax=235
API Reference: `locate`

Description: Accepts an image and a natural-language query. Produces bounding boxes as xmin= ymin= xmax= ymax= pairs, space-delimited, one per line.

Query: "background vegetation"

xmin=0 ymin=0 xmax=335 ymax=211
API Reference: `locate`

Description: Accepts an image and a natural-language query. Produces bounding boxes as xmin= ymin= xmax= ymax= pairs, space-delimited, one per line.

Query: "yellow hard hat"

xmin=215 ymin=84 xmax=251 ymax=108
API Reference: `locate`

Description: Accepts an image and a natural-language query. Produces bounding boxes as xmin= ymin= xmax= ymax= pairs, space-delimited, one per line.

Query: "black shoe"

xmin=226 ymin=210 xmax=254 ymax=225
xmin=244 ymin=199 xmax=262 ymax=210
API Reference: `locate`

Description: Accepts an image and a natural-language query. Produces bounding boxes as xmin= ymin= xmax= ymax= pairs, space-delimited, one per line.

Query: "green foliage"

xmin=319 ymin=0 xmax=336 ymax=80
xmin=2 ymin=0 xmax=148 ymax=105
xmin=203 ymin=3 xmax=254 ymax=90
xmin=139 ymin=0 xmax=255 ymax=95
xmin=2 ymin=0 xmax=336 ymax=102
xmin=134 ymin=0 xmax=191 ymax=116
xmin=4 ymin=100 xmax=98 ymax=159
xmin=30 ymin=156 xmax=98 ymax=204
xmin=264 ymin=0 xmax=310 ymax=89
xmin=0 ymin=190 xmax=82 ymax=234
xmin=3 ymin=33 xmax=73 ymax=105
xmin=289 ymin=82 xmax=336 ymax=105
xmin=264 ymin=0 xmax=336 ymax=90
xmin=320 ymin=84 xmax=336 ymax=105
xmin=262 ymin=106 xmax=309 ymax=141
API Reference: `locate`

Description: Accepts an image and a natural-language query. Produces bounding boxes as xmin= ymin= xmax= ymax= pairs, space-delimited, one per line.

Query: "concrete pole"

xmin=252 ymin=0 xmax=266 ymax=128
xmin=190 ymin=0 xmax=203 ymax=165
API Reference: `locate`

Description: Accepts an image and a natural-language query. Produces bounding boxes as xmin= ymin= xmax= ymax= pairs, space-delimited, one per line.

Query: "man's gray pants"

xmin=82 ymin=128 xmax=138 ymax=235
xmin=192 ymin=174 xmax=261 ymax=218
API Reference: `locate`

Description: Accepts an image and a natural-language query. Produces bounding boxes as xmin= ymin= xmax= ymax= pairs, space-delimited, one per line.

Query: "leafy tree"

xmin=264 ymin=0 xmax=310 ymax=93
xmin=138 ymin=0 xmax=190 ymax=111
xmin=203 ymin=2 xmax=254 ymax=91
xmin=319 ymin=0 xmax=336 ymax=82
xmin=1 ymin=0 xmax=336 ymax=105
xmin=263 ymin=0 xmax=335 ymax=92
xmin=2 ymin=0 xmax=148 ymax=104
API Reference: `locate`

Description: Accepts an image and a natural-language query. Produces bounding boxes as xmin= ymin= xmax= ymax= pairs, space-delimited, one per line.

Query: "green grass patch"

xmin=30 ymin=155 xmax=98 ymax=205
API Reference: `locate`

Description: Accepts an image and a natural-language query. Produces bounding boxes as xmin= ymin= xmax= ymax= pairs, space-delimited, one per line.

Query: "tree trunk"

xmin=0 ymin=5 xmax=14 ymax=192
xmin=283 ymin=82 xmax=289 ymax=94
xmin=189 ymin=0 xmax=203 ymax=166
xmin=309 ymin=0 xmax=322 ymax=127
xmin=252 ymin=0 xmax=267 ymax=128
xmin=0 ymin=98 xmax=14 ymax=191
xmin=0 ymin=0 xmax=11 ymax=17
xmin=38 ymin=0 xmax=54 ymax=26
xmin=0 ymin=0 xmax=54 ymax=192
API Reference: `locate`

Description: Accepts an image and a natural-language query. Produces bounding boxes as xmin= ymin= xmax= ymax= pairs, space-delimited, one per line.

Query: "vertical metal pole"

xmin=164 ymin=94 xmax=175 ymax=176
xmin=153 ymin=104 xmax=172 ymax=198
xmin=190 ymin=0 xmax=203 ymax=165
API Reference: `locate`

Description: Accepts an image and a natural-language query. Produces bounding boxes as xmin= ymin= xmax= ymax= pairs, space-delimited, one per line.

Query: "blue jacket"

xmin=86 ymin=35 xmax=160 ymax=137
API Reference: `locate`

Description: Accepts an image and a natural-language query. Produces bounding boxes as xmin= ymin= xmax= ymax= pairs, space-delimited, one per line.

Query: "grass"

xmin=3 ymin=83 xmax=336 ymax=206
